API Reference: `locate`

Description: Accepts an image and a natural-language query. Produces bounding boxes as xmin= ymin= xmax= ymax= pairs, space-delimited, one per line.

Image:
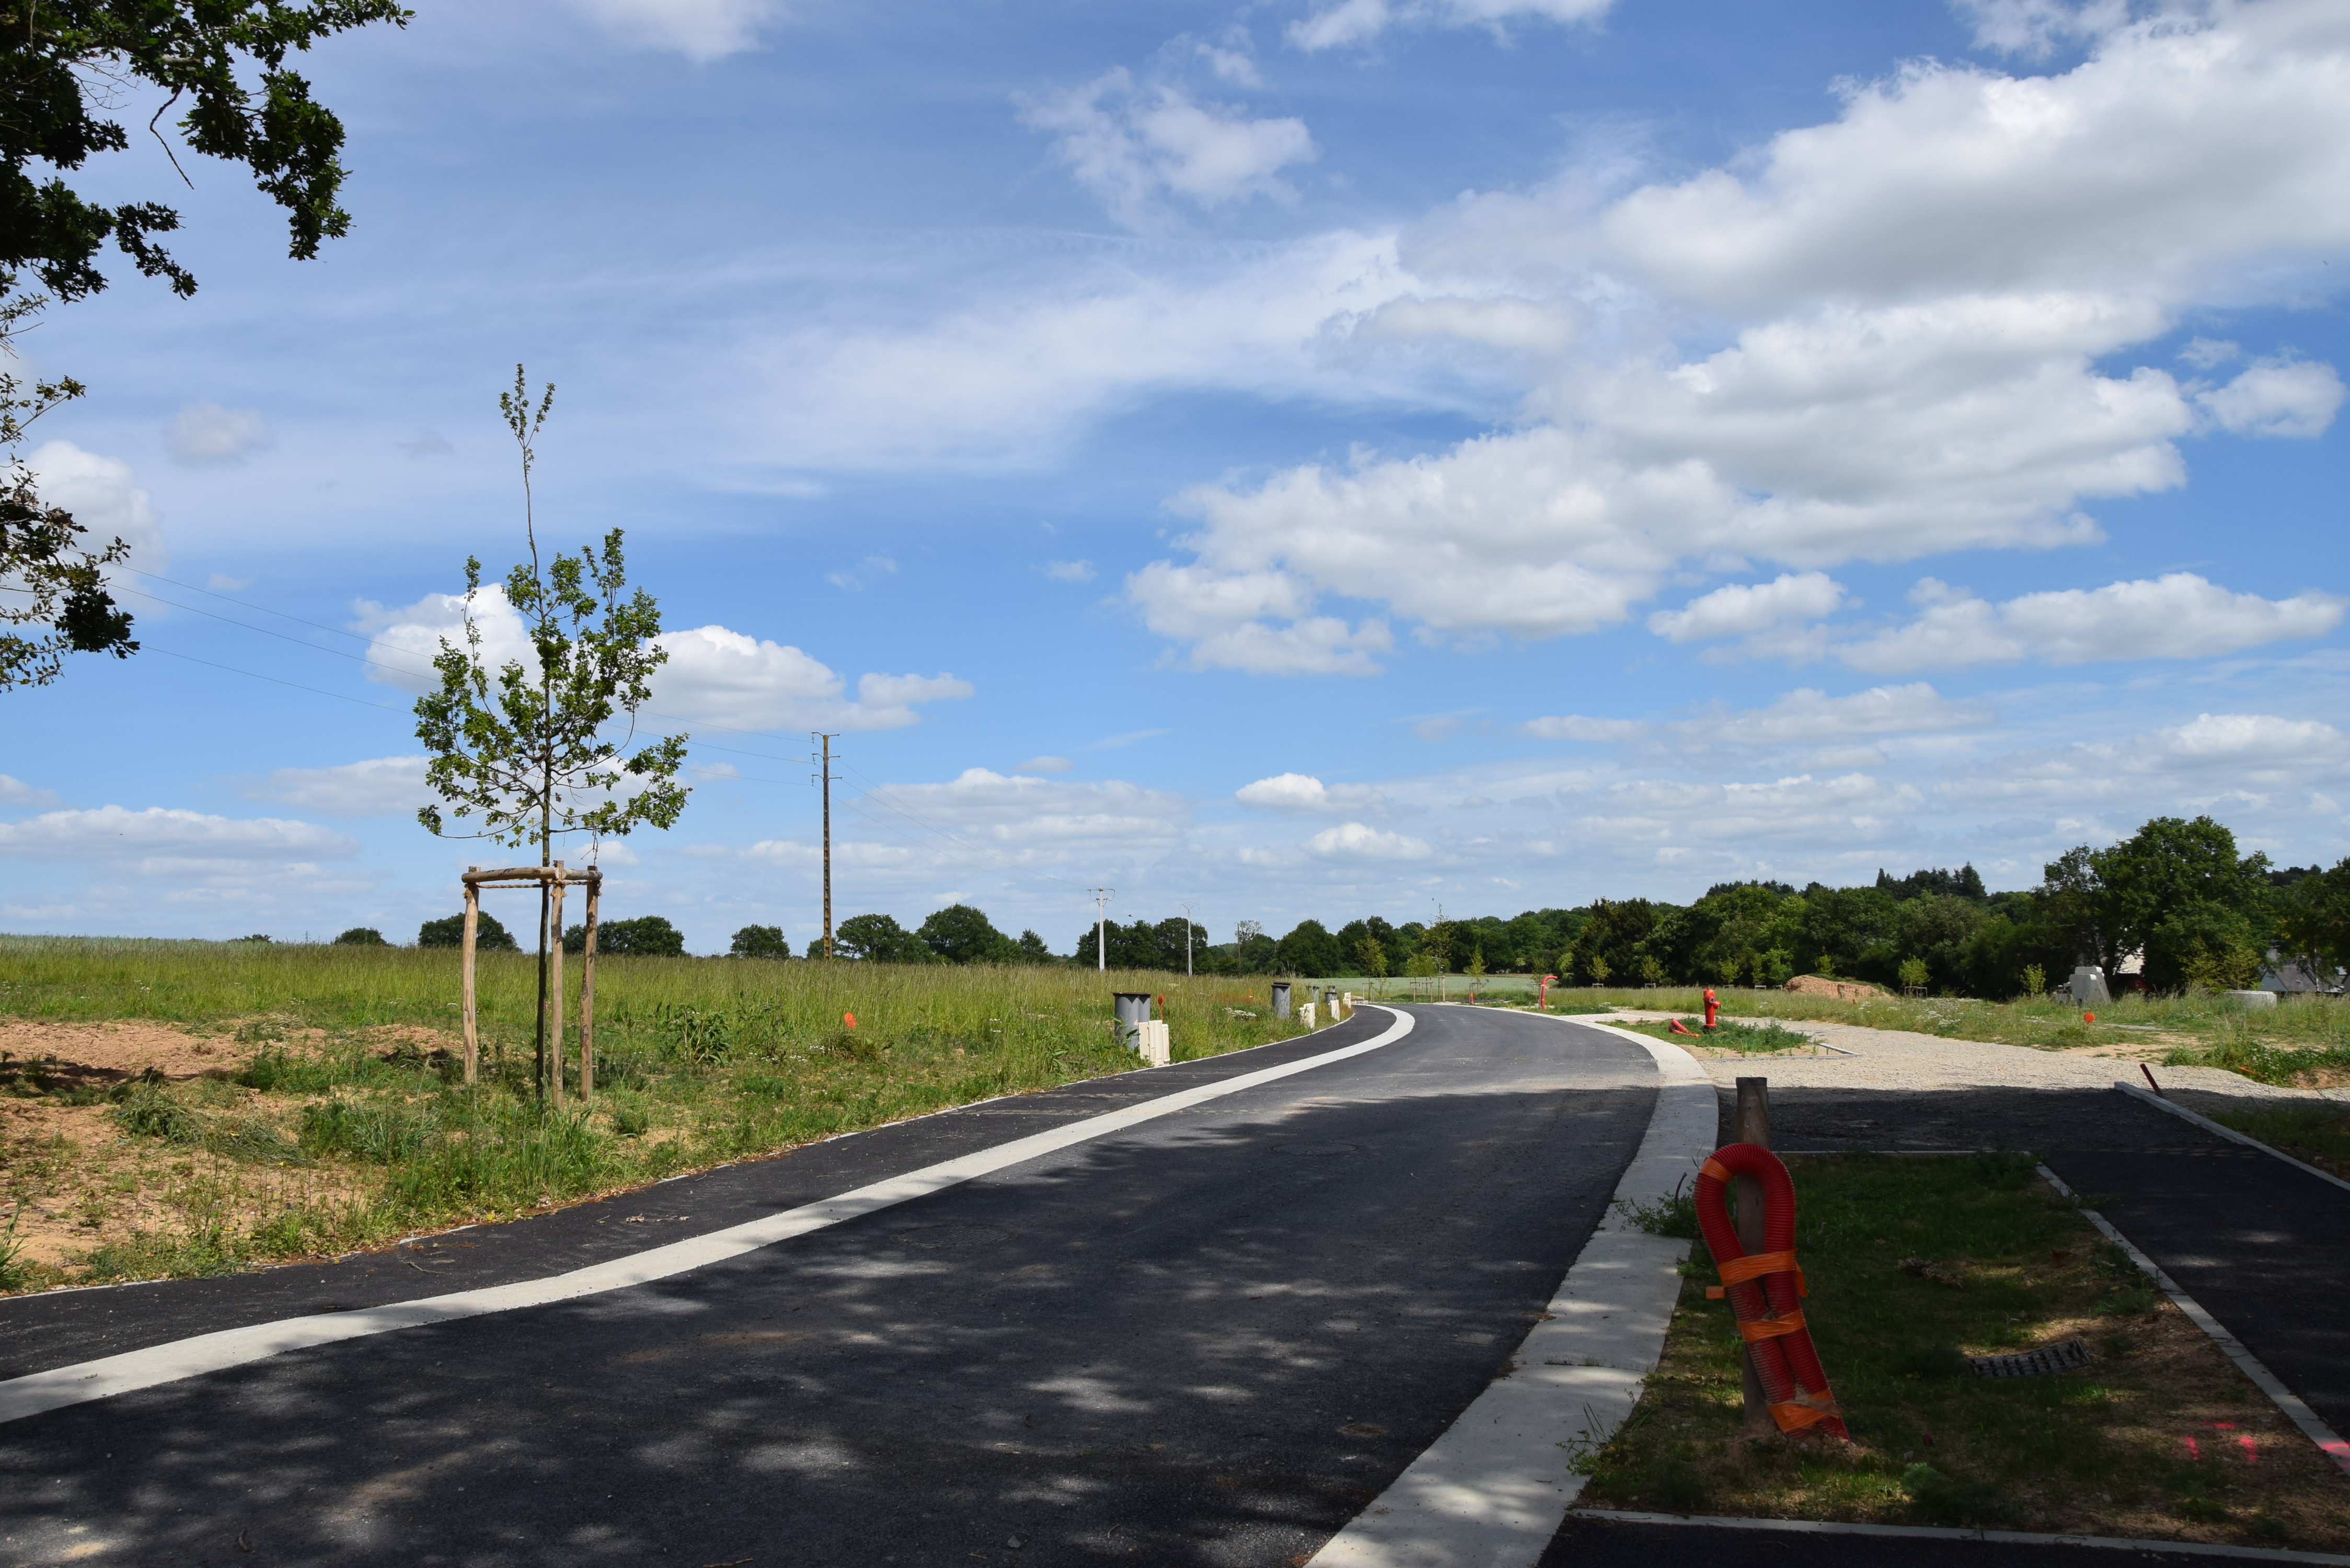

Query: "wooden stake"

xmin=1734 ymin=1075 xmax=1772 ymax=1432
xmin=579 ymin=872 xmax=598 ymax=1101
xmin=548 ymin=866 xmax=567 ymax=1111
xmin=461 ymin=874 xmax=480 ymax=1086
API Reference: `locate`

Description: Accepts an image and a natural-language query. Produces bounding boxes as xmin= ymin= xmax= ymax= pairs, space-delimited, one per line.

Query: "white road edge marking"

xmin=1310 ymin=1015 xmax=1714 ymax=1568
xmin=0 ymin=1009 xmax=1418 ymax=1427
xmin=2037 ymin=1161 xmax=2350 ymax=1478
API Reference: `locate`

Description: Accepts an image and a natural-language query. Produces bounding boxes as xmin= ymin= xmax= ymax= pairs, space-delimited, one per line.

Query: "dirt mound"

xmin=1781 ymin=975 xmax=1886 ymax=1000
xmin=0 ymin=1019 xmax=237 ymax=1085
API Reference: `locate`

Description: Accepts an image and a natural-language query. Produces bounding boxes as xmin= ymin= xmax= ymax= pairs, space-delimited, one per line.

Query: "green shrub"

xmin=333 ymin=927 xmax=388 ymax=947
xmin=112 ymin=1085 xmax=200 ymax=1143
xmin=299 ymin=1099 xmax=432 ymax=1163
xmin=729 ymin=924 xmax=792 ymax=959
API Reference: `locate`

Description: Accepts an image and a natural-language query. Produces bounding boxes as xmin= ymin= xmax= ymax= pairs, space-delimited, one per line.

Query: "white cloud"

xmin=1126 ymin=561 xmax=1392 ymax=675
xmin=1134 ymin=4 xmax=2350 ymax=668
xmin=1670 ymin=684 xmax=1997 ymax=751
xmin=1289 ymin=0 xmax=1616 ymax=52
xmin=352 ymin=590 xmax=970 ymax=733
xmin=1520 ymin=715 xmax=1648 ymax=742
xmin=1648 ymin=572 xmax=1848 ymax=662
xmin=1020 ymin=70 xmax=1317 ymax=226
xmin=2156 ymin=712 xmax=2350 ymax=770
xmin=1304 ymin=821 xmax=1431 ymax=859
xmin=0 ymin=805 xmax=357 ymax=871
xmin=567 ymin=0 xmax=779 ymax=61
xmin=1197 ymin=30 xmax=1263 ymax=86
xmin=0 ymin=776 xmax=61 ymax=808
xmin=1954 ymin=0 xmax=2129 ymax=59
xmin=1837 ymin=574 xmax=2346 ymax=673
xmin=1235 ymin=773 xmax=1390 ymax=814
xmin=2196 ymin=356 xmax=2347 ymax=439
xmin=164 ymin=402 xmax=273 ymax=466
xmin=241 ymin=756 xmax=430 ymax=818
xmin=1015 ymin=756 xmax=1073 ymax=774
xmin=25 ymin=440 xmax=167 ymax=577
xmin=2179 ymin=337 xmax=2241 ymax=370
xmin=1043 ymin=559 xmax=1097 ymax=583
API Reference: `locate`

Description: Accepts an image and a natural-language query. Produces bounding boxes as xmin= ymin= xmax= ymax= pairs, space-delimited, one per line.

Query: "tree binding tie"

xmin=1694 ymin=1142 xmax=1849 ymax=1439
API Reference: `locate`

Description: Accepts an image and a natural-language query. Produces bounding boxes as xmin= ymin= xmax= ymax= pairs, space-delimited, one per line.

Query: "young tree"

xmin=414 ymin=370 xmax=689 ymax=1097
xmin=730 ymin=925 xmax=792 ymax=960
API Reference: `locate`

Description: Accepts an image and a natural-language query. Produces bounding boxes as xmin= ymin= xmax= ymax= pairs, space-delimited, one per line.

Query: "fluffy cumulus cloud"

xmin=25 ymin=440 xmax=167 ymax=576
xmin=1303 ymin=821 xmax=1430 ymax=859
xmin=1837 ymin=574 xmax=2346 ymax=674
xmin=1235 ymin=772 xmax=1390 ymax=815
xmin=1648 ymin=572 xmax=1848 ymax=663
xmin=1132 ymin=3 xmax=2350 ymax=670
xmin=1671 ymin=684 xmax=1996 ymax=753
xmin=0 ymin=775 xmax=60 ymax=808
xmin=567 ymin=0 xmax=780 ymax=61
xmin=239 ymin=757 xmax=430 ymax=818
xmin=353 ymin=588 xmax=970 ymax=732
xmin=1020 ymin=70 xmax=1316 ymax=227
xmin=0 ymin=806 xmax=357 ymax=875
xmin=164 ymin=402 xmax=273 ymax=466
xmin=1289 ymin=0 xmax=1615 ymax=52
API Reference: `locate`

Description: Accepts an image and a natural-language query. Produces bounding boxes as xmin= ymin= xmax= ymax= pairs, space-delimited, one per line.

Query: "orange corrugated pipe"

xmin=1692 ymin=1143 xmax=1848 ymax=1439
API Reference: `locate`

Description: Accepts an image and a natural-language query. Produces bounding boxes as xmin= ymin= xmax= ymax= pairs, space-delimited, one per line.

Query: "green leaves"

xmin=414 ymin=372 xmax=689 ymax=862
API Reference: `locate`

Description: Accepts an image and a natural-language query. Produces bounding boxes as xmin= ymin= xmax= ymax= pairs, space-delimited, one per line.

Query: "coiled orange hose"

xmin=1694 ymin=1143 xmax=1848 ymax=1438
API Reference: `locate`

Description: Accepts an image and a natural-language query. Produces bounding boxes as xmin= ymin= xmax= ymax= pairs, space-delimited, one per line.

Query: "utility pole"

xmin=811 ymin=732 xmax=840 ymax=959
xmin=1090 ymin=887 xmax=1114 ymax=971
xmin=1181 ymin=902 xmax=1194 ymax=976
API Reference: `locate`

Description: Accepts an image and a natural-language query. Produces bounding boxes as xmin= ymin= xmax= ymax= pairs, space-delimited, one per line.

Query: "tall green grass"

xmin=1 ymin=938 xmax=1324 ymax=1288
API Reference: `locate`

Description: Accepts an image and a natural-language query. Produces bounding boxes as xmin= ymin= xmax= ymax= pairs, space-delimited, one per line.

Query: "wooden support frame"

xmin=458 ymin=862 xmax=604 ymax=1101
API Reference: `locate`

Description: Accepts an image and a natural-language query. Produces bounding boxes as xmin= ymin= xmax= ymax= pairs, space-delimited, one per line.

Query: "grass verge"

xmin=0 ymin=940 xmax=1329 ymax=1294
xmin=1579 ymin=1152 xmax=2350 ymax=1550
xmin=1611 ymin=1018 xmax=1823 ymax=1055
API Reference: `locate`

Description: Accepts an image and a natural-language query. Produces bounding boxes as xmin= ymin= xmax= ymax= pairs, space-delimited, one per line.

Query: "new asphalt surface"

xmin=0 ymin=1004 xmax=1662 ymax=1567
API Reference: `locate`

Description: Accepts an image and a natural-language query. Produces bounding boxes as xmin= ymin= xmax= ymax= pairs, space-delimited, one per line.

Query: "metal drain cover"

xmin=1274 ymin=1141 xmax=1363 ymax=1156
xmin=894 ymin=1224 xmax=1017 ymax=1250
xmin=1969 ymin=1339 xmax=2090 ymax=1379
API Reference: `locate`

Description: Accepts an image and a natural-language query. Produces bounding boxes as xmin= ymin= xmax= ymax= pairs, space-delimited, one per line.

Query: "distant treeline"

xmin=771 ymin=814 xmax=2350 ymax=1001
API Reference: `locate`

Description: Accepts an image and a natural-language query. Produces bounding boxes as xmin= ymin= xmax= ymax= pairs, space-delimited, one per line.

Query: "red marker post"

xmin=1704 ymin=987 xmax=1720 ymax=1032
xmin=1540 ymin=973 xmax=1557 ymax=1011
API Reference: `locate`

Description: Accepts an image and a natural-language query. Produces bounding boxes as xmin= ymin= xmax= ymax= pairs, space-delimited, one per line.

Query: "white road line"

xmin=2037 ymin=1162 xmax=2350 ymax=1478
xmin=1310 ymin=1016 xmax=1714 ymax=1568
xmin=0 ymin=1009 xmax=1418 ymax=1428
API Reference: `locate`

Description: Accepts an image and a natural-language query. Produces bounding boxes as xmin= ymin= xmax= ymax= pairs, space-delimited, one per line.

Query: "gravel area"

xmin=1593 ymin=1008 xmax=2350 ymax=1152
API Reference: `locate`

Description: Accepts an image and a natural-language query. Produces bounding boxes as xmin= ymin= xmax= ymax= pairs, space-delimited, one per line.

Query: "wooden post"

xmin=461 ymin=873 xmax=480 ymax=1086
xmin=548 ymin=866 xmax=567 ymax=1111
xmin=579 ymin=872 xmax=598 ymax=1100
xmin=1734 ymin=1076 xmax=1772 ymax=1432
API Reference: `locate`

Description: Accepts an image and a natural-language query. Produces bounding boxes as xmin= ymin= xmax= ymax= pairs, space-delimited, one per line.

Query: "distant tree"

xmin=421 ymin=911 xmax=517 ymax=951
xmin=231 ymin=933 xmax=272 ymax=943
xmin=2277 ymin=860 xmax=2350 ymax=988
xmin=1465 ymin=949 xmax=1488 ymax=980
xmin=1015 ymin=929 xmax=1056 ymax=965
xmin=919 ymin=904 xmax=1017 ymax=965
xmin=413 ymin=370 xmax=688 ymax=1094
xmin=837 ymin=912 xmax=924 ymax=963
xmin=565 ymin=915 xmax=684 ymax=958
xmin=729 ymin=924 xmax=792 ymax=959
xmin=1353 ymin=934 xmax=1389 ymax=982
xmin=1274 ymin=919 xmax=1341 ymax=977
xmin=2039 ymin=816 xmax=2271 ymax=986
xmin=333 ymin=927 xmax=387 ymax=946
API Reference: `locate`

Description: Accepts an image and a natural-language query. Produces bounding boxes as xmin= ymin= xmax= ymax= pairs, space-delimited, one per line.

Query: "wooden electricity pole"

xmin=811 ymin=732 xmax=840 ymax=959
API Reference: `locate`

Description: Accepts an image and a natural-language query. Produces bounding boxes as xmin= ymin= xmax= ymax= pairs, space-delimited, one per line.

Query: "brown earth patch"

xmin=1782 ymin=976 xmax=1887 ymax=1000
xmin=0 ymin=1019 xmax=239 ymax=1085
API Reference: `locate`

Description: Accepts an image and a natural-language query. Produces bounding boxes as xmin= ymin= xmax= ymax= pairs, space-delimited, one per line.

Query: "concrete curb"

xmin=1572 ymin=1510 xmax=2350 ymax=1564
xmin=2116 ymin=1079 xmax=2350 ymax=1196
xmin=1308 ymin=1014 xmax=1713 ymax=1568
xmin=2036 ymin=1163 xmax=2350 ymax=1478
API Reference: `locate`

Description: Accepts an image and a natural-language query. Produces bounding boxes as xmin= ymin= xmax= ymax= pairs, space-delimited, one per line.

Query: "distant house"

xmin=2261 ymin=951 xmax=2344 ymax=995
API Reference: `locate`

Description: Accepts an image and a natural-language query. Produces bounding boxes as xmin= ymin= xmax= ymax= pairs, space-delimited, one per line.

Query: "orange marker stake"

xmin=843 ymin=1012 xmax=857 ymax=1029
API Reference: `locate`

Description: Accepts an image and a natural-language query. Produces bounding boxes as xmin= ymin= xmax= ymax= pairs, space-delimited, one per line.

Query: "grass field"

xmin=1580 ymin=1153 xmax=2350 ymax=1549
xmin=0 ymin=937 xmax=1324 ymax=1293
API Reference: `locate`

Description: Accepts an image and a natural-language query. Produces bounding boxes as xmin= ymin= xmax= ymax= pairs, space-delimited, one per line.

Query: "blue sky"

xmin=4 ymin=0 xmax=2346 ymax=953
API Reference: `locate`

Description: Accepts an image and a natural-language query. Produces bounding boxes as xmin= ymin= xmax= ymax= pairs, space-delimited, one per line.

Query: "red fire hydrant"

xmin=1703 ymin=987 xmax=1719 ymax=1032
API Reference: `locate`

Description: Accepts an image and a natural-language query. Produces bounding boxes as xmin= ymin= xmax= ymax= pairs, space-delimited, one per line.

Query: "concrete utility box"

xmin=1113 ymin=991 xmax=1154 ymax=1048
xmin=2068 ymin=966 xmax=2113 ymax=1006
xmin=1136 ymin=1020 xmax=1171 ymax=1067
xmin=1270 ymin=982 xmax=1292 ymax=1019
xmin=2225 ymin=989 xmax=2278 ymax=1009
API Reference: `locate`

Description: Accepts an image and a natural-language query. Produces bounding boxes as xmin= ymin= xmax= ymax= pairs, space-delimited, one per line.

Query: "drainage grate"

xmin=1969 ymin=1339 xmax=2090 ymax=1379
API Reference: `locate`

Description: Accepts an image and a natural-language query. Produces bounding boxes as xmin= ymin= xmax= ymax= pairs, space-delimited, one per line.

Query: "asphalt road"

xmin=0 ymin=1005 xmax=1661 ymax=1568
